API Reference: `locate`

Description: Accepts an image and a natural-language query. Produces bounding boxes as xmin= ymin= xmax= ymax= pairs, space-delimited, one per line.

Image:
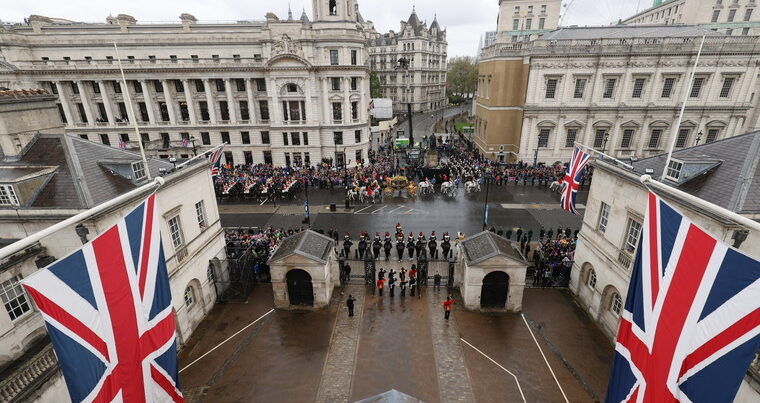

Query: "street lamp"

xmin=601 ymin=132 xmax=610 ymax=156
xmin=396 ymin=56 xmax=414 ymax=148
xmin=533 ymin=133 xmax=541 ymax=167
xmin=695 ymin=130 xmax=703 ymax=146
xmin=190 ymin=136 xmax=198 ymax=156
xmin=482 ymin=171 xmax=492 ymax=231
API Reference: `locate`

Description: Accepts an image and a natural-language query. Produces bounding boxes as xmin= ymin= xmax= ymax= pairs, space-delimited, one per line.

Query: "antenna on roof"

xmin=113 ymin=42 xmax=152 ymax=180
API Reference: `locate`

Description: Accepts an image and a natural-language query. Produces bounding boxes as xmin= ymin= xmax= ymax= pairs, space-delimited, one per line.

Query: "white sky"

xmin=3 ymin=0 xmax=650 ymax=57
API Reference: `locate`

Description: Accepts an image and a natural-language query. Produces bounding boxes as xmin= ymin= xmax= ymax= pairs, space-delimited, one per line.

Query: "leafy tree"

xmin=370 ymin=70 xmax=383 ymax=98
xmin=446 ymin=56 xmax=478 ymax=98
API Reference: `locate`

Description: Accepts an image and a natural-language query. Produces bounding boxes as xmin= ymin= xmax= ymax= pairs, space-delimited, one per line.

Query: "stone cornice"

xmin=0 ymin=65 xmax=370 ymax=75
xmin=522 ymin=105 xmax=752 ymax=114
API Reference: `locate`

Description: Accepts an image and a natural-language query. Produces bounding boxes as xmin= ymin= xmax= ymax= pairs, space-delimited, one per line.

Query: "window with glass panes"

xmin=291 ymin=132 xmax=300 ymax=146
xmin=728 ymin=8 xmax=736 ymax=22
xmin=221 ymin=132 xmax=231 ymax=144
xmin=195 ymin=200 xmax=207 ymax=228
xmin=282 ymin=133 xmax=289 ymax=146
xmin=675 ymin=128 xmax=690 ymax=148
xmin=620 ymin=129 xmax=634 ymax=148
xmin=611 ymin=293 xmax=623 ymax=315
xmin=593 ymin=129 xmax=607 ymax=148
xmin=538 ymin=128 xmax=550 ymax=147
xmin=255 ymin=78 xmax=266 ymax=92
xmin=330 ymin=50 xmax=339 ymax=65
xmin=355 ymin=130 xmax=362 ymax=143
xmin=100 ymin=133 xmax=111 ymax=146
xmin=332 ymin=103 xmax=343 ymax=121
xmin=0 ymin=185 xmax=19 ymax=206
xmin=603 ymin=78 xmax=617 ymax=99
xmin=719 ymin=77 xmax=735 ymax=98
xmin=690 ymin=77 xmax=705 ymax=98
xmin=648 ymin=129 xmax=662 ymax=148
xmin=259 ymin=101 xmax=270 ymax=120
xmin=598 ymin=202 xmax=610 ymax=232
xmin=661 ymin=77 xmax=676 ymax=98
xmin=184 ymin=286 xmax=194 ymax=306
xmin=303 ymin=132 xmax=309 ymax=145
xmin=331 ymin=77 xmax=341 ymax=91
xmin=261 ymin=131 xmax=270 ymax=144
xmin=1 ymin=276 xmax=32 ymax=320
xmin=351 ymin=50 xmax=357 ymax=65
xmin=632 ymin=78 xmax=646 ymax=98
xmin=167 ymin=215 xmax=185 ymax=249
xmin=241 ymin=131 xmax=250 ymax=144
xmin=545 ymin=78 xmax=558 ymax=99
xmin=240 ymin=101 xmax=250 ymax=120
xmin=624 ymin=218 xmax=643 ymax=253
xmin=565 ymin=129 xmax=578 ymax=147
xmin=201 ymin=132 xmax=210 ymax=145
xmin=666 ymin=159 xmax=683 ymax=180
xmin=587 ymin=269 xmax=597 ymax=288
xmin=351 ymin=102 xmax=359 ymax=120
xmin=132 ymin=162 xmax=146 ymax=181
xmin=573 ymin=78 xmax=587 ymax=99
xmin=334 ymin=131 xmax=343 ymax=145
xmin=706 ymin=128 xmax=719 ymax=143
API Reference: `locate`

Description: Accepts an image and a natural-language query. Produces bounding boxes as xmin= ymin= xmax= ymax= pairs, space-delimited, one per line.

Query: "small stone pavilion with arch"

xmin=268 ymin=230 xmax=337 ymax=309
xmin=455 ymin=231 xmax=528 ymax=311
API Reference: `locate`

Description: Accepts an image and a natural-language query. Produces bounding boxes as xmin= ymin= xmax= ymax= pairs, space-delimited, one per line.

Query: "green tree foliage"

xmin=446 ymin=56 xmax=478 ymax=98
xmin=370 ymin=70 xmax=383 ymax=98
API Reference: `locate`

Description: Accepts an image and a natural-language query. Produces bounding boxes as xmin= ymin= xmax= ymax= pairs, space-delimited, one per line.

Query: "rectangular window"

xmin=259 ymin=101 xmax=270 ymax=120
xmin=255 ymin=78 xmax=267 ymax=92
xmin=351 ymin=102 xmax=359 ymax=120
xmin=224 ymin=152 xmax=233 ymax=166
xmin=719 ymin=77 xmax=735 ymax=98
xmin=167 ymin=215 xmax=185 ymax=250
xmin=330 ymin=50 xmax=339 ymax=65
xmin=331 ymin=77 xmax=342 ymax=91
xmin=334 ymin=131 xmax=344 ymax=145
xmin=244 ymin=151 xmax=253 ymax=165
xmin=539 ymin=18 xmax=546 ymax=30
xmin=173 ymin=80 xmax=184 ymax=93
xmin=159 ymin=102 xmax=170 ymax=121
xmin=284 ymin=152 xmax=291 ymax=166
xmin=728 ymin=9 xmax=736 ymax=22
xmin=648 ymin=129 xmax=662 ymax=148
xmin=236 ymin=78 xmax=246 ymax=92
xmin=666 ymin=159 xmax=683 ymax=180
xmin=525 ymin=18 xmax=532 ymax=30
xmin=632 ymin=78 xmax=646 ymax=98
xmin=138 ymin=102 xmax=149 ymax=122
xmin=79 ymin=134 xmax=89 ymax=140
xmin=573 ymin=78 xmax=587 ymax=99
xmin=195 ymin=80 xmax=205 ymax=92
xmin=0 ymin=185 xmax=20 ymax=206
xmin=706 ymin=128 xmax=719 ymax=143
xmin=195 ymin=201 xmax=207 ymax=229
xmin=545 ymin=78 xmax=558 ymax=99
xmin=241 ymin=131 xmax=250 ymax=144
xmin=1 ymin=276 xmax=32 ymax=320
xmin=565 ymin=129 xmax=578 ymax=148
xmin=201 ymin=132 xmax=211 ymax=145
xmin=304 ymin=152 xmax=311 ymax=166
xmin=744 ymin=8 xmax=753 ymax=21
xmin=132 ymin=161 xmax=146 ymax=181
xmin=593 ymin=129 xmax=607 ymax=148
xmin=261 ymin=131 xmax=270 ymax=144
xmin=598 ymin=202 xmax=610 ymax=233
xmin=221 ymin=132 xmax=231 ymax=144
xmin=199 ymin=101 xmax=210 ymax=121
xmin=712 ymin=10 xmax=720 ymax=22
xmin=621 ymin=129 xmax=635 ymax=148
xmin=303 ymin=132 xmax=309 ymax=145
xmin=332 ymin=103 xmax=343 ymax=121
xmin=154 ymin=80 xmax=164 ymax=93
xmin=240 ymin=101 xmax=250 ymax=120
xmin=676 ymin=128 xmax=690 ymax=148
xmin=216 ymin=79 xmax=225 ymax=92
xmin=71 ymin=82 xmax=80 ymax=94
xmin=100 ymin=133 xmax=111 ymax=146
xmin=661 ymin=77 xmax=676 ymax=98
xmin=690 ymin=77 xmax=705 ymax=98
xmin=603 ymin=78 xmax=617 ymax=99
xmin=351 ymin=77 xmax=358 ymax=91
xmin=356 ymin=150 xmax=363 ymax=164
xmin=291 ymin=132 xmax=300 ymax=146
xmin=513 ymin=19 xmax=519 ymax=30
xmin=351 ymin=50 xmax=358 ymax=65
xmin=624 ymin=218 xmax=643 ymax=254
xmin=538 ymin=128 xmax=550 ymax=148
xmin=219 ymin=101 xmax=230 ymax=121
xmin=355 ymin=130 xmax=362 ymax=143
xmin=91 ymin=81 xmax=100 ymax=94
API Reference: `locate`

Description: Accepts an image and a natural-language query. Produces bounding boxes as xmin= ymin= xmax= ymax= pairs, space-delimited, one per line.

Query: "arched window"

xmin=611 ymin=292 xmax=623 ymax=316
xmin=587 ymin=269 xmax=597 ymax=289
xmin=286 ymin=83 xmax=298 ymax=93
xmin=184 ymin=286 xmax=195 ymax=307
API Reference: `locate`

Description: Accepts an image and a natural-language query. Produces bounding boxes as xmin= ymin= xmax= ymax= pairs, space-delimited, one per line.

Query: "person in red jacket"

xmin=377 ymin=277 xmax=386 ymax=296
xmin=443 ymin=295 xmax=455 ymax=320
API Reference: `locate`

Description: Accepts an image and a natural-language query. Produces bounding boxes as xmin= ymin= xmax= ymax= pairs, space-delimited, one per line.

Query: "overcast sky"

xmin=4 ymin=0 xmax=649 ymax=57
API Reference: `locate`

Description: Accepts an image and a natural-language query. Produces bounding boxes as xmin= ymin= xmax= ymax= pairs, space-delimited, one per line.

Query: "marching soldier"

xmin=357 ymin=232 xmax=367 ymax=260
xmin=343 ymin=233 xmax=353 ymax=259
xmin=441 ymin=232 xmax=451 ymax=259
xmin=396 ymin=235 xmax=405 ymax=260
xmin=415 ymin=232 xmax=425 ymax=259
xmin=428 ymin=231 xmax=438 ymax=259
xmin=372 ymin=232 xmax=382 ymax=260
xmin=406 ymin=232 xmax=416 ymax=260
xmin=384 ymin=232 xmax=393 ymax=260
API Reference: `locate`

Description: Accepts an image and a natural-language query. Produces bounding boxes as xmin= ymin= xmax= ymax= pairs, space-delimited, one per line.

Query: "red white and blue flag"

xmin=22 ymin=194 xmax=184 ymax=403
xmin=209 ymin=147 xmax=224 ymax=177
xmin=560 ymin=146 xmax=591 ymax=215
xmin=606 ymin=192 xmax=760 ymax=403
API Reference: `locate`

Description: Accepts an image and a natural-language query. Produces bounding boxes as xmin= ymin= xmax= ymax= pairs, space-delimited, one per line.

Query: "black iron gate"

xmin=210 ymin=257 xmax=257 ymax=303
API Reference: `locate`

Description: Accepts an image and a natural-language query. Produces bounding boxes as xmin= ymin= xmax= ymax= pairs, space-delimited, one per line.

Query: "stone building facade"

xmin=495 ymin=0 xmax=562 ymax=42
xmin=623 ymin=0 xmax=760 ymax=36
xmin=367 ymin=9 xmax=448 ymax=114
xmin=0 ymin=0 xmax=372 ymax=168
xmin=475 ymin=25 xmax=760 ymax=163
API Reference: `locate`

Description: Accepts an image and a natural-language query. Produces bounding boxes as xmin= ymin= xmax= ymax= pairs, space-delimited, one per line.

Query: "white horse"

xmin=441 ymin=180 xmax=456 ymax=197
xmin=464 ymin=180 xmax=481 ymax=195
xmin=359 ymin=186 xmax=381 ymax=204
xmin=549 ymin=181 xmax=561 ymax=192
xmin=418 ymin=181 xmax=434 ymax=196
xmin=347 ymin=188 xmax=361 ymax=201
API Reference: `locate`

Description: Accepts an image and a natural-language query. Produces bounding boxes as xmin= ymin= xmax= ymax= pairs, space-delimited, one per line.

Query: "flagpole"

xmin=574 ymin=142 xmax=634 ymax=169
xmin=0 ymin=177 xmax=165 ymax=262
xmin=661 ymin=35 xmax=706 ymax=181
xmin=641 ymin=174 xmax=760 ymax=233
xmin=174 ymin=142 xmax=227 ymax=170
xmin=114 ymin=42 xmax=152 ymax=180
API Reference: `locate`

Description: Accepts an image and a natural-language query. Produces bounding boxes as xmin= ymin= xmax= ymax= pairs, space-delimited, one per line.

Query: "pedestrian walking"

xmin=346 ymin=295 xmax=356 ymax=317
xmin=443 ymin=296 xmax=455 ymax=320
xmin=377 ymin=277 xmax=385 ymax=296
xmin=433 ymin=272 xmax=442 ymax=291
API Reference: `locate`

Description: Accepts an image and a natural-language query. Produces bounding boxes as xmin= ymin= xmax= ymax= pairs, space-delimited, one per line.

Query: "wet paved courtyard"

xmin=178 ymin=285 xmax=613 ymax=402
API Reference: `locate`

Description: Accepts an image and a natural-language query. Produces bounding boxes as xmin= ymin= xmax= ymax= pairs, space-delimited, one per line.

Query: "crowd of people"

xmin=225 ymin=227 xmax=307 ymax=281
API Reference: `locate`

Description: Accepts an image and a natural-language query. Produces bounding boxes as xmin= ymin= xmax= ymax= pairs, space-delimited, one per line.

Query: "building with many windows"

xmin=0 ymin=0 xmax=371 ymax=169
xmin=0 ymin=91 xmax=227 ymax=402
xmin=367 ymin=8 xmax=448 ymax=113
xmin=622 ymin=0 xmax=760 ymax=36
xmin=495 ymin=0 xmax=562 ymax=42
xmin=571 ymin=133 xmax=760 ymax=401
xmin=475 ymin=25 xmax=760 ymax=163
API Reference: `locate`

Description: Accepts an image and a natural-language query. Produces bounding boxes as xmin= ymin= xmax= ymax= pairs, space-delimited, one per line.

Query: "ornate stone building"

xmin=0 ymin=0 xmax=372 ymax=168
xmin=623 ymin=0 xmax=760 ymax=36
xmin=475 ymin=26 xmax=760 ymax=163
xmin=367 ymin=8 xmax=448 ymax=113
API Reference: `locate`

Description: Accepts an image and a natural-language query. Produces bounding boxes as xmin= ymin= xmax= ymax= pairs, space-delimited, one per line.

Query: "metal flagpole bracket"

xmin=574 ymin=142 xmax=634 ymax=170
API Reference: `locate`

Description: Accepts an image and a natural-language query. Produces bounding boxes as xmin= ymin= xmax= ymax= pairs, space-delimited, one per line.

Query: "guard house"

xmin=457 ymin=231 xmax=528 ymax=311
xmin=268 ymin=230 xmax=337 ymax=309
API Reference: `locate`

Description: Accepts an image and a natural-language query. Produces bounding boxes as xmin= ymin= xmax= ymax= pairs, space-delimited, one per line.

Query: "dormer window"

xmin=0 ymin=184 xmax=19 ymax=206
xmin=665 ymin=159 xmax=683 ymax=181
xmin=132 ymin=161 xmax=147 ymax=181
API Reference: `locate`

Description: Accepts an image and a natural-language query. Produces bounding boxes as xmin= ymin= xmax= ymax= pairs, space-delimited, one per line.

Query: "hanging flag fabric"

xmin=209 ymin=147 xmax=224 ymax=177
xmin=560 ymin=146 xmax=591 ymax=214
xmin=605 ymin=192 xmax=760 ymax=403
xmin=22 ymin=194 xmax=185 ymax=403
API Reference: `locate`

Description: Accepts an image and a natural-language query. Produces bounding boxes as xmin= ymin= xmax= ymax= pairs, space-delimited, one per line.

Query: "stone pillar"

xmin=203 ymin=79 xmax=217 ymax=122
xmin=635 ymin=114 xmax=652 ymax=157
xmin=181 ymin=79 xmax=197 ymax=124
xmin=304 ymin=74 xmax=314 ymax=124
xmin=225 ymin=79 xmax=237 ymax=123
xmin=139 ymin=79 xmax=157 ymax=124
xmin=322 ymin=78 xmax=331 ymax=123
xmin=268 ymin=77 xmax=280 ymax=124
xmin=76 ymin=80 xmax=95 ymax=125
xmin=160 ymin=79 xmax=177 ymax=124
xmin=245 ymin=78 xmax=257 ymax=124
xmin=342 ymin=77 xmax=351 ymax=123
xmin=55 ymin=81 xmax=75 ymax=126
xmin=98 ymin=81 xmax=115 ymax=124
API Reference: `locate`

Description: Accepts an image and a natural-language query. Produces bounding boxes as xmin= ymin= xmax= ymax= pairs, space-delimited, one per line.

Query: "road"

xmin=395 ymin=104 xmax=471 ymax=143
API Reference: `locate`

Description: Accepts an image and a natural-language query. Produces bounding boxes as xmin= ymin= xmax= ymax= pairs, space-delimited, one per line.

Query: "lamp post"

xmin=601 ymin=132 xmax=610 ymax=156
xmin=482 ymin=171 xmax=492 ymax=231
xmin=533 ymin=133 xmax=540 ymax=167
xmin=302 ymin=177 xmax=311 ymax=227
xmin=695 ymin=130 xmax=703 ymax=146
xmin=190 ymin=136 xmax=198 ymax=156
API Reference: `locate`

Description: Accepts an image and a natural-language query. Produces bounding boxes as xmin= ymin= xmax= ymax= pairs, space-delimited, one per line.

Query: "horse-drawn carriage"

xmin=383 ymin=175 xmax=417 ymax=198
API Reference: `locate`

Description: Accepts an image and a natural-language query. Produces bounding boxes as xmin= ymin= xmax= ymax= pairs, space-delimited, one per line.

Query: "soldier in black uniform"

xmin=343 ymin=233 xmax=353 ymax=259
xmin=396 ymin=235 xmax=405 ymax=260
xmin=441 ymin=232 xmax=451 ymax=259
xmin=378 ymin=268 xmax=386 ymax=280
xmin=357 ymin=232 xmax=367 ymax=259
xmin=415 ymin=233 xmax=425 ymax=259
xmin=428 ymin=231 xmax=438 ymax=259
xmin=383 ymin=232 xmax=392 ymax=260
xmin=406 ymin=232 xmax=416 ymax=261
xmin=372 ymin=232 xmax=382 ymax=260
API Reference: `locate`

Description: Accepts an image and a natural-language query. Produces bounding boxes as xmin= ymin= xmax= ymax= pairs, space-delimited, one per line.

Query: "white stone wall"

xmin=622 ymin=0 xmax=760 ymax=36
xmin=496 ymin=0 xmax=562 ymax=32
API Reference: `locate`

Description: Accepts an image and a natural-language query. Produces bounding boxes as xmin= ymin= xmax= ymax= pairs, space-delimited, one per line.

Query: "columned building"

xmin=623 ymin=0 xmax=760 ymax=36
xmin=494 ymin=0 xmax=562 ymax=42
xmin=475 ymin=26 xmax=760 ymax=163
xmin=368 ymin=8 xmax=448 ymax=114
xmin=0 ymin=1 xmax=372 ymax=168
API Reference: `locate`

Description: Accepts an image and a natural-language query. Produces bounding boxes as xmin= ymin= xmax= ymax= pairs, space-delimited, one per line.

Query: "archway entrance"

xmin=286 ymin=269 xmax=314 ymax=306
xmin=481 ymin=271 xmax=509 ymax=308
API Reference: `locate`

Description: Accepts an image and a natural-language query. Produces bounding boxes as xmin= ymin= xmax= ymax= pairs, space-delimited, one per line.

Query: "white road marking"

xmin=387 ymin=206 xmax=406 ymax=214
xmin=353 ymin=206 xmax=373 ymax=214
xmin=179 ymin=309 xmax=274 ymax=374
xmin=259 ymin=197 xmax=269 ymax=205
xmin=521 ymin=314 xmax=570 ymax=403
xmin=460 ymin=338 xmax=527 ymax=403
xmin=370 ymin=206 xmax=388 ymax=214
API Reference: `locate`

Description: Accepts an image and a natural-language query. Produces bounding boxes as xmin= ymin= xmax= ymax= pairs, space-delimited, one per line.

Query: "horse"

xmin=418 ymin=180 xmax=434 ymax=196
xmin=550 ymin=180 xmax=566 ymax=192
xmin=347 ymin=188 xmax=361 ymax=202
xmin=441 ymin=180 xmax=456 ymax=197
xmin=464 ymin=180 xmax=481 ymax=195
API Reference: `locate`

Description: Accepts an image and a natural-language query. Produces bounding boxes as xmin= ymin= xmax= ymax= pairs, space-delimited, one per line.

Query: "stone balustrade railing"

xmin=0 ymin=343 xmax=59 ymax=402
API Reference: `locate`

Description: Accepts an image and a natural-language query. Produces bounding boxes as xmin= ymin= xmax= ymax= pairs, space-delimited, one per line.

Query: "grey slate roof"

xmin=268 ymin=230 xmax=334 ymax=264
xmin=354 ymin=389 xmax=424 ymax=403
xmin=627 ymin=130 xmax=760 ymax=214
xmin=540 ymin=25 xmax=723 ymax=40
xmin=460 ymin=231 xmax=526 ymax=266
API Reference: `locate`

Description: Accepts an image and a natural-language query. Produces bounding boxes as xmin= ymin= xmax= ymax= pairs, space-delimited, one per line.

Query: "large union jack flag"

xmin=23 ymin=194 xmax=184 ymax=403
xmin=560 ymin=146 xmax=591 ymax=215
xmin=606 ymin=192 xmax=760 ymax=403
xmin=209 ymin=147 xmax=224 ymax=177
